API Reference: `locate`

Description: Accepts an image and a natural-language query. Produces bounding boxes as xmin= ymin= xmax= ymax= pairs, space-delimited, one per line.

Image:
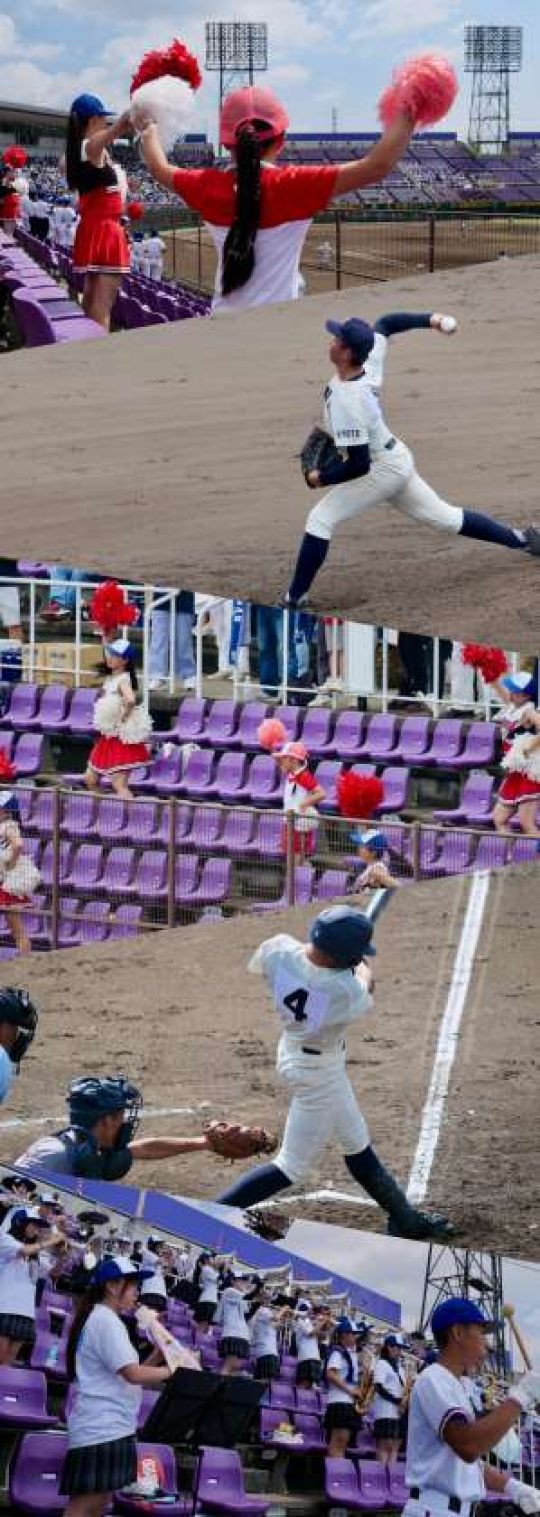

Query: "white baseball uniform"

xmin=404 ymin=1363 xmax=485 ymax=1517
xmin=145 ymin=235 xmax=165 ymax=280
xmin=248 ymin=933 xmax=373 ymax=1183
xmin=306 ymin=370 xmax=463 ymax=543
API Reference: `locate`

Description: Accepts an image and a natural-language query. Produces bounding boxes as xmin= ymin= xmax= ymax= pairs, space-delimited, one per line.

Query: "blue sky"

xmin=1 ymin=1 xmax=539 ymax=144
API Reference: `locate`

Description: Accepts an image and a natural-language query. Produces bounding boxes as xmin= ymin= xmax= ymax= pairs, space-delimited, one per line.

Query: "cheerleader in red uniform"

xmin=275 ymin=741 xmax=325 ymax=859
xmin=85 ymin=639 xmax=152 ymax=801
xmin=0 ymin=150 xmax=28 ymax=233
xmin=66 ymin=94 xmax=133 ymax=329
xmin=489 ymin=671 xmax=540 ymax=838
xmin=0 ymin=792 xmax=41 ymax=956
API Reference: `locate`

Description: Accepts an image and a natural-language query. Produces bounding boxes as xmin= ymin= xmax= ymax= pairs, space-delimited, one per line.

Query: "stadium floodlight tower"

xmin=419 ymin=1248 xmax=507 ymax=1375
xmin=205 ymin=21 xmax=268 ymax=155
xmin=464 ymin=24 xmax=523 ymax=155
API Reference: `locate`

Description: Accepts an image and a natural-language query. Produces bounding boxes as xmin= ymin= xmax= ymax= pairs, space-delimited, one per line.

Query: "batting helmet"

xmin=67 ymin=1076 xmax=142 ymax=1140
xmin=310 ymin=906 xmax=376 ymax=967
xmin=0 ymin=988 xmax=38 ymax=1064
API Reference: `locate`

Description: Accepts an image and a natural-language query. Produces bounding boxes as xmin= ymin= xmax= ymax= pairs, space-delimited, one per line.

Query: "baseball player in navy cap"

xmin=284 ymin=315 xmax=539 ymax=607
xmin=404 ymin=1297 xmax=540 ymax=1517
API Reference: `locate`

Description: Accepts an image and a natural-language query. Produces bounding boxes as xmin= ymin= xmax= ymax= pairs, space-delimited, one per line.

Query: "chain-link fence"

xmin=0 ymin=783 xmax=533 ymax=957
xmin=138 ymin=205 xmax=540 ymax=296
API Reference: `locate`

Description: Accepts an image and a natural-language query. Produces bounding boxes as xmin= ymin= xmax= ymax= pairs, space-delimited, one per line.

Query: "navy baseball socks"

xmin=344 ymin=1147 xmax=453 ymax=1240
xmin=284 ymin=533 xmax=330 ymax=607
xmin=459 ymin=510 xmax=539 ymax=553
xmin=217 ymin=1148 xmax=453 ymax=1240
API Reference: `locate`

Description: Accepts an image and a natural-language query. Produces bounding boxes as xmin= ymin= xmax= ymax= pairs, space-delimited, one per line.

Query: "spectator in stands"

xmin=0 ymin=792 xmax=41 ymax=957
xmin=294 ymin=1302 xmax=326 ymax=1388
xmin=60 ymin=1256 xmax=171 ymax=1515
xmin=372 ymin=1333 xmax=407 ymax=1467
xmin=84 ymin=639 xmax=153 ymax=800
xmin=0 ymin=1207 xmax=66 ymax=1365
xmin=192 ymin=1251 xmax=225 ymax=1332
xmin=0 ymin=562 xmax=23 ymax=643
xmin=256 ymin=604 xmax=299 ymax=699
xmin=325 ymin=1315 xmax=362 ymax=1456
xmin=31 ymin=188 xmax=51 ymax=241
xmin=275 ymin=740 xmax=325 ymax=858
xmin=250 ymin=1293 xmax=290 ymax=1382
xmin=216 ymin=1272 xmax=253 ymax=1376
xmin=40 ymin=566 xmax=91 ymax=622
xmin=140 ymin=89 xmax=415 ymax=313
xmin=66 ymin=94 xmax=134 ymax=329
xmin=149 ymin=589 xmax=196 ymax=692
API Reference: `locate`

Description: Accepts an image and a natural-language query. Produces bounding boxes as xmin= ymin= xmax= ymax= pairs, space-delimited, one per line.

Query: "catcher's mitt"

xmin=299 ymin=426 xmax=342 ymax=484
xmin=204 ymin=1120 xmax=277 ymax=1161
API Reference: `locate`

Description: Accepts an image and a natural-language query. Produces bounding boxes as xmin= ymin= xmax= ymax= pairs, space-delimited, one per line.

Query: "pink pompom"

xmin=258 ymin=718 xmax=288 ymax=752
xmin=378 ymin=53 xmax=458 ymax=130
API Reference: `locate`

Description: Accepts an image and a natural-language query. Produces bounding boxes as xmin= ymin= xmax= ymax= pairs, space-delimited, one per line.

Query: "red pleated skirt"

xmin=0 ymin=888 xmax=28 ymax=906
xmin=88 ymin=736 xmax=151 ymax=774
xmin=498 ymin=772 xmax=540 ymax=805
xmin=281 ymin=824 xmax=317 ymax=856
xmin=1 ymin=193 xmax=20 ymax=223
xmin=73 ymin=190 xmax=130 ymax=275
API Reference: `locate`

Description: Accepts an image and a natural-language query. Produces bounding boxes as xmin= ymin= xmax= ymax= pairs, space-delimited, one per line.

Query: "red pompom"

xmin=131 ymin=39 xmax=202 ymax=96
xmin=336 ymin=771 xmax=384 ymax=819
xmin=2 ymin=146 xmax=28 ymax=169
xmin=0 ymin=753 xmax=16 ymax=781
xmin=127 ymin=200 xmax=145 ymax=222
xmin=461 ymin=644 xmax=508 ymax=684
xmin=258 ymin=717 xmax=288 ymax=752
xmin=88 ymin=581 xmax=139 ymax=635
xmin=378 ymin=54 xmax=458 ymax=130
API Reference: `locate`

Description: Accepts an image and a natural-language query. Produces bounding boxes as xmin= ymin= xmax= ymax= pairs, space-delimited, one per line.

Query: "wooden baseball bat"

xmin=502 ymin=1305 xmax=533 ymax=1370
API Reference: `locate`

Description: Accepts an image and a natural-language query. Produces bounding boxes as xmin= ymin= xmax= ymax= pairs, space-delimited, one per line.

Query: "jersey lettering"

xmin=282 ymin=988 xmax=309 ymax=1022
xmin=274 ymin=966 xmax=330 ymax=1032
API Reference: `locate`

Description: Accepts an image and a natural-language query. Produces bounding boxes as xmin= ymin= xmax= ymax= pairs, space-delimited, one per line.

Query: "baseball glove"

xmin=204 ymin=1120 xmax=277 ymax=1160
xmin=299 ymin=426 xmax=342 ymax=484
xmin=245 ymin=1206 xmax=290 ymax=1242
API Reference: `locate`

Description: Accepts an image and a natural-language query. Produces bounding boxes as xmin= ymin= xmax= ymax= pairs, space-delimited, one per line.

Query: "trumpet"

xmin=399 ymin=1367 xmax=416 ymax=1411
xmin=354 ymin=1364 xmax=375 ymax=1415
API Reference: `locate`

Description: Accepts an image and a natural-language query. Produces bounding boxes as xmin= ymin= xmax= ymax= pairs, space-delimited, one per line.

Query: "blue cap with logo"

xmin=431 ymin=1297 xmax=495 ymax=1335
xmin=350 ymin=828 xmax=387 ymax=854
xmin=325 ymin=317 xmax=375 ymax=365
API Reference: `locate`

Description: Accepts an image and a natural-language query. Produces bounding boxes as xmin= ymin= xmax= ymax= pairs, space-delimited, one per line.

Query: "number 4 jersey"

xmin=248 ymin=934 xmax=373 ymax=1055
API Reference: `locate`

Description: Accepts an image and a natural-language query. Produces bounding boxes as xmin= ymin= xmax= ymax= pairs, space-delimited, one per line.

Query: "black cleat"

xmin=523 ymin=526 xmax=540 ymax=556
xmin=387 ymin=1209 xmax=455 ymax=1241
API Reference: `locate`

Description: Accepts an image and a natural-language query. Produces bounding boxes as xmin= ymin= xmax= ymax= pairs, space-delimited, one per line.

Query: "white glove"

xmin=507 ymin=1370 xmax=540 ymax=1413
xmin=505 ymin=1479 xmax=540 ymax=1514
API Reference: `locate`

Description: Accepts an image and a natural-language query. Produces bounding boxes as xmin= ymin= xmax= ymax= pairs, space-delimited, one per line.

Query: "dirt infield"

xmin=0 ymin=864 xmax=537 ymax=1258
xmin=1 ymin=255 xmax=540 ymax=648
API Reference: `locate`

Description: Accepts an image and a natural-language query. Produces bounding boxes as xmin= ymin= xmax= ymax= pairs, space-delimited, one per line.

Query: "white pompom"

xmin=130 ymin=76 xmax=195 ymax=150
xmin=12 ymin=175 xmax=29 ymax=193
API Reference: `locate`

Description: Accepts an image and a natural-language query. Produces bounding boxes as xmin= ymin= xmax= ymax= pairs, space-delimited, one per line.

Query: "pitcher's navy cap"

xmin=326 ymin=317 xmax=375 ymax=364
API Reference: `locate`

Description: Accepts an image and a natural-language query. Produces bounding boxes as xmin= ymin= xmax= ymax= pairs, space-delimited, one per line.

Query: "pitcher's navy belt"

xmin=301 ymin=1042 xmax=345 ymax=1055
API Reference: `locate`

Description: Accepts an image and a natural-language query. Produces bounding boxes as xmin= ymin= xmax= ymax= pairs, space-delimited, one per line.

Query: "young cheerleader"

xmin=60 ymin=1256 xmax=171 ymax=1517
xmin=141 ymin=89 xmax=414 ymax=314
xmin=66 ymin=93 xmax=133 ymax=328
xmin=0 ymin=791 xmax=41 ymax=956
xmin=488 ymin=671 xmax=540 ymax=838
xmin=275 ymin=741 xmax=325 ymax=859
xmin=0 ymin=1208 xmax=66 ymax=1365
xmin=84 ymin=639 xmax=152 ymax=801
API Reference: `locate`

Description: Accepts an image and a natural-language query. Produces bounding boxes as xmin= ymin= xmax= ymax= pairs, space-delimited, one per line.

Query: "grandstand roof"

xmin=0 ymin=99 xmax=68 ymax=128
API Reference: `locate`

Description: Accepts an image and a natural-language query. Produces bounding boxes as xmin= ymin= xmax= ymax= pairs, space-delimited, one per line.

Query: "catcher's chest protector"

xmin=59 ymin=1129 xmax=133 ymax=1181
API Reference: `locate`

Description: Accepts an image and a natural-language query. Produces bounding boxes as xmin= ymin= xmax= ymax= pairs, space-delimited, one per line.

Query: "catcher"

xmin=0 ymin=988 xmax=38 ymax=1107
xmin=13 ymin=1076 xmax=276 ymax=1182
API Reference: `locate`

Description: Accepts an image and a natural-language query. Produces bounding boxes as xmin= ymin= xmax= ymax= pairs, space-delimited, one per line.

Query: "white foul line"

xmin=406 ymin=870 xmax=491 ymax=1205
xmin=0 ymin=1104 xmax=211 ymax=1134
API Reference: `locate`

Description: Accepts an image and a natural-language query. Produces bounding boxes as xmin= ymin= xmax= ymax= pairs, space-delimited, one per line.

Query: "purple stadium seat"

xmin=179 ymin=748 xmax=216 ymax=798
xmin=387 ymin=1464 xmax=409 ymax=1506
xmin=374 ymin=767 xmax=410 ymax=814
xmin=0 ymin=1367 xmax=59 ymax=1429
xmin=9 ymin=1429 xmax=69 ymax=1514
xmin=235 ymin=702 xmax=271 ymax=751
xmin=433 ymin=771 xmax=494 ymax=826
xmin=14 ymin=734 xmax=43 ymax=778
xmin=40 ymin=841 xmax=74 ymax=886
xmin=30 ymin=1332 xmax=67 ymax=1379
xmin=274 ymin=705 xmax=301 ymax=742
xmin=155 ymin=803 xmax=192 ymax=845
xmin=314 ymin=759 xmax=343 ymax=811
xmin=270 ymin=1384 xmax=296 ymax=1411
xmin=325 ymin=1458 xmax=366 ymax=1511
xmin=27 ymin=790 xmax=55 ymax=836
xmin=114 ymin=1442 xmax=187 ymax=1515
xmin=202 ymin=699 xmax=239 ymax=747
xmin=357 ymin=1460 xmax=390 ymax=1508
xmin=60 ymin=793 xmax=96 ymax=837
xmin=94 ymin=847 xmax=136 ymax=894
xmin=186 ymin=805 xmax=223 ymax=848
xmin=136 ymin=748 xmax=183 ymax=794
xmin=328 ymin=710 xmax=366 ymax=759
xmin=136 ymin=1390 xmax=159 ymax=1429
xmin=5 ymin=683 xmax=39 ymax=729
xmin=295 ymin=1389 xmax=320 ymax=1414
xmin=299 ymin=708 xmax=334 ymax=755
xmin=511 ymin=838 xmax=540 ymax=865
xmin=423 ymin=719 xmax=464 ymax=767
xmin=124 ymin=801 xmax=159 ymax=844
xmin=214 ymin=810 xmax=254 ymax=853
xmin=315 ymin=869 xmax=350 ymax=899
xmin=260 ymin=1406 xmax=296 ymax=1444
xmin=245 ymin=755 xmax=283 ymax=806
xmin=129 ymin=850 xmax=168 ymax=899
xmin=293 ymin=1412 xmax=327 ymax=1451
xmin=13 ymin=789 xmax=33 ymax=826
xmin=13 ymin=288 xmax=106 ymax=345
xmin=25 ymin=685 xmax=70 ymax=732
xmin=174 ymin=854 xmax=200 ymax=902
xmin=245 ymin=812 xmax=284 ymax=856
xmin=444 ymin=721 xmax=497 ymax=769
xmin=108 ymin=904 xmax=143 ymax=939
xmin=195 ymin=1446 xmax=271 ymax=1515
xmin=421 ymin=832 xmax=473 ymax=878
xmin=357 ymin=714 xmax=397 ymax=760
xmin=472 ymin=835 xmax=508 ymax=870
xmin=189 ymin=857 xmax=231 ymax=904
xmin=153 ymin=697 xmax=206 ymax=744
xmin=211 ymin=751 xmax=249 ymax=803
xmin=251 ymin=865 xmax=314 ymax=912
xmin=59 ymin=687 xmax=97 ymax=735
xmin=348 ymin=1428 xmax=377 ymax=1460
xmin=95 ymin=799 xmax=127 ymax=841
xmin=63 ymin=843 xmax=103 ymax=890
xmin=392 ymin=716 xmax=430 ymax=764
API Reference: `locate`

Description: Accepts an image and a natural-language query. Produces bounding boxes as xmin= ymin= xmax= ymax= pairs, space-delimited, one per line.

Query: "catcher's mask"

xmin=0 ymin=988 xmax=38 ymax=1065
xmin=67 ymin=1076 xmax=142 ymax=1145
xmin=310 ymin=906 xmax=376 ymax=968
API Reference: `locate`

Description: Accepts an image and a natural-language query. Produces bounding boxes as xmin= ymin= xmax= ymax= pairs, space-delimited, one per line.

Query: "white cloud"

xmin=352 ymin=0 xmax=463 ymax=42
xmin=0 ymin=9 xmax=64 ymax=62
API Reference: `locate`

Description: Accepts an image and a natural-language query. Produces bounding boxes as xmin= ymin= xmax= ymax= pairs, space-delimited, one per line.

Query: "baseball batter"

xmin=404 ymin=1297 xmax=540 ymax=1517
xmin=217 ymin=905 xmax=452 ymax=1239
xmin=285 ymin=314 xmax=540 ymax=606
